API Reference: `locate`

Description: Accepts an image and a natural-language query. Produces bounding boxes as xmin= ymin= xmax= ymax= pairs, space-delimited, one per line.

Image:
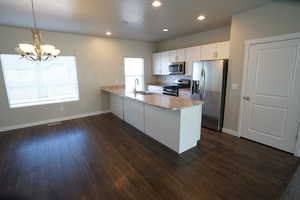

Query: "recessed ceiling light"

xmin=163 ymin=29 xmax=168 ymax=32
xmin=197 ymin=15 xmax=206 ymax=21
xmin=106 ymin=32 xmax=112 ymax=36
xmin=152 ymin=0 xmax=162 ymax=7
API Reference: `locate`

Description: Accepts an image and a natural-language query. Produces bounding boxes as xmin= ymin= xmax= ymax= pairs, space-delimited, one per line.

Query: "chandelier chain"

xmin=31 ymin=0 xmax=37 ymax=30
xmin=16 ymin=0 xmax=61 ymax=61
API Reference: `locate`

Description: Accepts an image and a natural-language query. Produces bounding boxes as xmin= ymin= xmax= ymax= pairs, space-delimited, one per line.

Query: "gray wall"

xmin=155 ymin=26 xmax=231 ymax=52
xmin=225 ymin=0 xmax=300 ymax=131
xmin=0 ymin=26 xmax=155 ymax=129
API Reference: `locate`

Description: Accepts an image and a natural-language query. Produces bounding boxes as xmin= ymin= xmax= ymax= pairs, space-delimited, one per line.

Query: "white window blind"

xmin=0 ymin=55 xmax=79 ymax=108
xmin=124 ymin=57 xmax=144 ymax=92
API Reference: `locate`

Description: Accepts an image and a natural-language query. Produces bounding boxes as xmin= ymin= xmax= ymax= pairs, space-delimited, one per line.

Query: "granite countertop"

xmin=102 ymin=86 xmax=202 ymax=111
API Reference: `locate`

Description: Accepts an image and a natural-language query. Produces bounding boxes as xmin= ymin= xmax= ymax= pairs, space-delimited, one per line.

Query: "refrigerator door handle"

xmin=200 ymin=67 xmax=204 ymax=99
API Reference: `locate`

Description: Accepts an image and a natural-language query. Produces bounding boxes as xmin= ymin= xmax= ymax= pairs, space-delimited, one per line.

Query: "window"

xmin=1 ymin=55 xmax=79 ymax=108
xmin=124 ymin=57 xmax=144 ymax=92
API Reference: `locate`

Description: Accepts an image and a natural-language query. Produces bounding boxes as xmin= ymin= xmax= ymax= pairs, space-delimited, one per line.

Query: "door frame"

xmin=238 ymin=32 xmax=300 ymax=157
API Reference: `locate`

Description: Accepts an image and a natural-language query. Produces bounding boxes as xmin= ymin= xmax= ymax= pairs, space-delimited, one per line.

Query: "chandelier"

xmin=15 ymin=0 xmax=61 ymax=61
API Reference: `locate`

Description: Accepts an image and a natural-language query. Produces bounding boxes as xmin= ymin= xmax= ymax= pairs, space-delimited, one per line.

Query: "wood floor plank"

xmin=0 ymin=113 xmax=299 ymax=200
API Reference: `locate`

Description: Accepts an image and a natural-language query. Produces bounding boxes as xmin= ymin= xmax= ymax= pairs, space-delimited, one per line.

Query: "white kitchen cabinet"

xmin=152 ymin=41 xmax=229 ymax=75
xmin=216 ymin=41 xmax=230 ymax=59
xmin=144 ymin=104 xmax=202 ymax=153
xmin=200 ymin=43 xmax=218 ymax=60
xmin=105 ymin=88 xmax=203 ymax=154
xmin=153 ymin=53 xmax=162 ymax=75
xmin=169 ymin=49 xmax=185 ymax=62
xmin=153 ymin=52 xmax=169 ymax=75
xmin=200 ymin=41 xmax=230 ymax=60
xmin=110 ymin=94 xmax=124 ymax=120
xmin=168 ymin=50 xmax=177 ymax=63
xmin=161 ymin=51 xmax=170 ymax=75
xmin=185 ymin=46 xmax=201 ymax=75
xmin=124 ymin=98 xmax=145 ymax=132
xmin=176 ymin=49 xmax=185 ymax=62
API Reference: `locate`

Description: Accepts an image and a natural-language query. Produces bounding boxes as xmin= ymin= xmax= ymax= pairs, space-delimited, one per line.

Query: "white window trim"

xmin=0 ymin=54 xmax=80 ymax=109
xmin=124 ymin=57 xmax=145 ymax=91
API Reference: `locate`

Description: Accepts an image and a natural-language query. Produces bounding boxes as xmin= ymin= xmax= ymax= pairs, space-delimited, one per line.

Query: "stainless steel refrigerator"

xmin=191 ymin=60 xmax=228 ymax=131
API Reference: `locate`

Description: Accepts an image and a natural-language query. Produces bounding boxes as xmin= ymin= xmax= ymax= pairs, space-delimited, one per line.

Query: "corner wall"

xmin=0 ymin=26 xmax=155 ymax=129
xmin=225 ymin=0 xmax=300 ymax=131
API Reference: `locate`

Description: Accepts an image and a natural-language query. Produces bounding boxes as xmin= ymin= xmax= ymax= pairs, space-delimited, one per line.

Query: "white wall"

xmin=224 ymin=0 xmax=300 ymax=131
xmin=0 ymin=26 xmax=155 ymax=129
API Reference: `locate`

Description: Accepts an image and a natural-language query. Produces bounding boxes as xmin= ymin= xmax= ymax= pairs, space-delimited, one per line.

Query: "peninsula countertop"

xmin=101 ymin=86 xmax=203 ymax=111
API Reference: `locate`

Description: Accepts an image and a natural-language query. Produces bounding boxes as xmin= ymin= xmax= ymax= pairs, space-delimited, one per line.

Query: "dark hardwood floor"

xmin=0 ymin=113 xmax=299 ymax=200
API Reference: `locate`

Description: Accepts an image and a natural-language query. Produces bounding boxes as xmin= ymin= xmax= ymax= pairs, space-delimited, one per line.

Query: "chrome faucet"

xmin=133 ymin=78 xmax=139 ymax=93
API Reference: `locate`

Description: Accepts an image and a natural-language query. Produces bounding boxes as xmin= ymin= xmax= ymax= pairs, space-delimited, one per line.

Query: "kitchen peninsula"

xmin=102 ymin=86 xmax=203 ymax=154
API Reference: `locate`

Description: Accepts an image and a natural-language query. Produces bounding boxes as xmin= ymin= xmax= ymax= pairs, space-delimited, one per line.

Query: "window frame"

xmin=124 ymin=57 xmax=145 ymax=92
xmin=0 ymin=54 xmax=80 ymax=109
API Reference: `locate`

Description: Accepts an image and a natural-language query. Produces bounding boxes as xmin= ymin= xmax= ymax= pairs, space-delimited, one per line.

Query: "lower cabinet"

xmin=110 ymin=94 xmax=124 ymax=120
xmin=144 ymin=104 xmax=201 ymax=153
xmin=109 ymin=94 xmax=202 ymax=154
xmin=123 ymin=98 xmax=145 ymax=132
xmin=144 ymin=104 xmax=180 ymax=152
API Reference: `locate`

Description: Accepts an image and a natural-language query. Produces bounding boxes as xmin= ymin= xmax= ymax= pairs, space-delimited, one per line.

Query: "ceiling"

xmin=0 ymin=0 xmax=272 ymax=42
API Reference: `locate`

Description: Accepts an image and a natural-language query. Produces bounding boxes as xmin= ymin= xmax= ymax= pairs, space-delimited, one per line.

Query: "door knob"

xmin=243 ymin=96 xmax=250 ymax=101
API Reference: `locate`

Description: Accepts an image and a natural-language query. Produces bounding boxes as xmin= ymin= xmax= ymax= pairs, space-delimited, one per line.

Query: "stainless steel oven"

xmin=168 ymin=62 xmax=185 ymax=75
xmin=162 ymin=79 xmax=191 ymax=97
xmin=163 ymin=86 xmax=179 ymax=96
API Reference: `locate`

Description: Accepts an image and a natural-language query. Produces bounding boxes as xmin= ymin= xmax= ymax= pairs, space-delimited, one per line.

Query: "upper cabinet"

xmin=153 ymin=53 xmax=162 ymax=75
xmin=216 ymin=41 xmax=230 ymax=59
xmin=185 ymin=46 xmax=201 ymax=75
xmin=160 ymin=51 xmax=170 ymax=75
xmin=168 ymin=50 xmax=177 ymax=63
xmin=200 ymin=41 xmax=230 ymax=60
xmin=200 ymin=43 xmax=217 ymax=60
xmin=153 ymin=41 xmax=230 ymax=75
xmin=169 ymin=49 xmax=185 ymax=63
xmin=153 ymin=52 xmax=169 ymax=75
xmin=176 ymin=49 xmax=185 ymax=62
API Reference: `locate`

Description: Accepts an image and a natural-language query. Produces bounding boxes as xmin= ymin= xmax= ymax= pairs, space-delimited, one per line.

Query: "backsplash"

xmin=156 ymin=75 xmax=191 ymax=84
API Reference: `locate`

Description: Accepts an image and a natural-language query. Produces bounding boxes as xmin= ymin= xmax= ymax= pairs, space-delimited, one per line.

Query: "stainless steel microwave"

xmin=168 ymin=62 xmax=185 ymax=75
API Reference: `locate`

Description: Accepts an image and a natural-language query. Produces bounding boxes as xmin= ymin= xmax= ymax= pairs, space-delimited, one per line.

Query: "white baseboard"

xmin=222 ymin=128 xmax=239 ymax=137
xmin=0 ymin=110 xmax=110 ymax=133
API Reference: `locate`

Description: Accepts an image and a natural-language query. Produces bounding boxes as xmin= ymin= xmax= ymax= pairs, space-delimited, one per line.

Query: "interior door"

xmin=241 ymin=38 xmax=300 ymax=153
